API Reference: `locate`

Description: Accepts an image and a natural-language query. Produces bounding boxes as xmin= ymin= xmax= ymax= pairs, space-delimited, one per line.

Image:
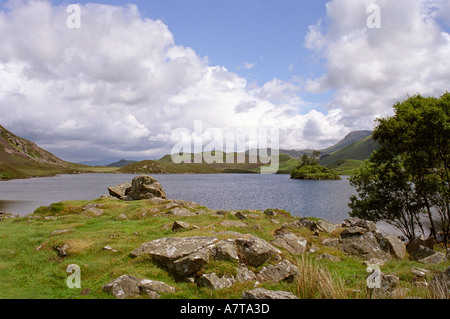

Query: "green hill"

xmin=319 ymin=136 xmax=378 ymax=167
xmin=0 ymin=125 xmax=84 ymax=180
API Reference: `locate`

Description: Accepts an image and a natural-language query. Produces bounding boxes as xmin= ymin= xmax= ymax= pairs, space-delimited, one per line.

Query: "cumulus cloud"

xmin=0 ymin=0 xmax=354 ymax=162
xmin=304 ymin=0 xmax=450 ymax=129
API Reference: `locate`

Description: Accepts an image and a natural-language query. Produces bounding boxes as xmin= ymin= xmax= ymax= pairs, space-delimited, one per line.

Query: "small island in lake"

xmin=290 ymin=152 xmax=341 ymax=180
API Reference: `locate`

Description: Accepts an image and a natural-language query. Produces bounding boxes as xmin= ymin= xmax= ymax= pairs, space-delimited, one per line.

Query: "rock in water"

xmin=127 ymin=175 xmax=167 ymax=200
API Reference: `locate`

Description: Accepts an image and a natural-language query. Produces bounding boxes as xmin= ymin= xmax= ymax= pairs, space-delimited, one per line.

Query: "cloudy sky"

xmin=0 ymin=0 xmax=449 ymax=164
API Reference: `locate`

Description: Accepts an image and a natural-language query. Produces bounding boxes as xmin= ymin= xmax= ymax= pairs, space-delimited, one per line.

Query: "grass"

xmin=0 ymin=197 xmax=449 ymax=299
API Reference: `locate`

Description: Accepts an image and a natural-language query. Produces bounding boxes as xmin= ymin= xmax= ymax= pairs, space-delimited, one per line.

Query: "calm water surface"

xmin=0 ymin=174 xmax=357 ymax=223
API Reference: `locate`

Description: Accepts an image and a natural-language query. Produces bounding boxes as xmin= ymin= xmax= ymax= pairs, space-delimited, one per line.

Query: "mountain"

xmin=320 ymin=130 xmax=373 ymax=154
xmin=106 ymin=159 xmax=137 ymax=168
xmin=0 ymin=125 xmax=82 ymax=180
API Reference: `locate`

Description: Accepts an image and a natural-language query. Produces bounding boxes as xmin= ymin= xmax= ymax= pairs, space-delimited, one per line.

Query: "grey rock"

xmin=102 ymin=275 xmax=141 ymax=299
xmin=419 ymin=252 xmax=446 ymax=264
xmin=341 ymin=231 xmax=391 ymax=261
xmin=197 ymin=273 xmax=236 ymax=290
xmin=127 ymin=175 xmax=167 ymax=200
xmin=139 ymin=279 xmax=176 ymax=294
xmin=51 ymin=229 xmax=72 ymax=236
xmin=212 ymin=240 xmax=239 ymax=261
xmin=108 ymin=182 xmax=131 ymax=199
xmin=173 ymin=247 xmax=212 ymax=277
xmin=342 ymin=218 xmax=377 ymax=232
xmin=130 ymin=236 xmax=218 ymax=262
xmin=272 ymin=232 xmax=307 ymax=255
xmin=172 ymin=220 xmax=192 ymax=231
xmin=384 ymin=233 xmax=406 ymax=259
xmin=236 ymin=266 xmax=257 ymax=282
xmin=407 ymin=235 xmax=436 ymax=261
xmin=235 ymin=236 xmax=281 ymax=267
xmin=412 ymin=268 xmax=430 ymax=277
xmin=370 ymin=273 xmax=400 ymax=299
xmin=242 ymin=288 xmax=298 ymax=300
xmin=234 ymin=211 xmax=247 ymax=220
xmin=257 ymin=259 xmax=299 ymax=283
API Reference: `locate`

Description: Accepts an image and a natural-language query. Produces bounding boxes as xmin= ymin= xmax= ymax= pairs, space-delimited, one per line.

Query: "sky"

xmin=0 ymin=0 xmax=449 ymax=164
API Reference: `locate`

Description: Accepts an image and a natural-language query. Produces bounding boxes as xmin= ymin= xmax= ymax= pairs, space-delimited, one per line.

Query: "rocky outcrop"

xmin=340 ymin=218 xmax=391 ymax=261
xmin=127 ymin=175 xmax=167 ymax=200
xmin=241 ymin=288 xmax=298 ymax=300
xmin=407 ymin=235 xmax=436 ymax=261
xmin=108 ymin=175 xmax=167 ymax=201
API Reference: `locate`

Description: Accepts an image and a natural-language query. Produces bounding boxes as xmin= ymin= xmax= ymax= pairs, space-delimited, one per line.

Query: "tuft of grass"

xmin=295 ymin=255 xmax=353 ymax=299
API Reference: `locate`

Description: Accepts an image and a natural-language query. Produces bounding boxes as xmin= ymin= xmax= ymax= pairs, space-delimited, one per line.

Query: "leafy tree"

xmin=349 ymin=92 xmax=449 ymax=244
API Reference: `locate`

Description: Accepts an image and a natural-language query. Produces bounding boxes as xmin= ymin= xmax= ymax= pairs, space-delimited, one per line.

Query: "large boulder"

xmin=127 ymin=175 xmax=167 ymax=200
xmin=235 ymin=236 xmax=281 ymax=267
xmin=242 ymin=288 xmax=298 ymax=300
xmin=173 ymin=247 xmax=213 ymax=277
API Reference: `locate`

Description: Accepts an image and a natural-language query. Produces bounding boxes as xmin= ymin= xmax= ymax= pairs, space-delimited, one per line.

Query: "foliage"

xmin=349 ymin=92 xmax=450 ymax=243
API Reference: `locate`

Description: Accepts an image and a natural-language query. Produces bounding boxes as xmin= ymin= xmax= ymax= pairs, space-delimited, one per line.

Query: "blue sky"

xmin=1 ymin=0 xmax=449 ymax=162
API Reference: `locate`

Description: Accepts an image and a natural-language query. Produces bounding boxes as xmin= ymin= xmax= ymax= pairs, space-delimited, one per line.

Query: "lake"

xmin=0 ymin=173 xmax=357 ymax=223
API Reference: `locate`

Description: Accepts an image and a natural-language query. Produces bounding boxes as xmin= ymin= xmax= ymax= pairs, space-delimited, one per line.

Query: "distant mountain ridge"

xmin=106 ymin=159 xmax=137 ymax=167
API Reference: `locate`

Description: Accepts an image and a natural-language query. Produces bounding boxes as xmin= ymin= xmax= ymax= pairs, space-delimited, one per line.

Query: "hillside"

xmin=320 ymin=130 xmax=373 ymax=154
xmin=319 ymin=136 xmax=379 ymax=167
xmin=0 ymin=125 xmax=78 ymax=180
xmin=106 ymin=159 xmax=137 ymax=168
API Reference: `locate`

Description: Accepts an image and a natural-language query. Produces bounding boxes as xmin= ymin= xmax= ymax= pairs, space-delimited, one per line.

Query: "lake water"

xmin=0 ymin=173 xmax=357 ymax=223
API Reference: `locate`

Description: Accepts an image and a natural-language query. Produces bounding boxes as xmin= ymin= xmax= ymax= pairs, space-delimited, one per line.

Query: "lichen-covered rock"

xmin=256 ymin=259 xmax=299 ymax=283
xmin=102 ymin=275 xmax=141 ymax=299
xmin=127 ymin=175 xmax=167 ymax=200
xmin=235 ymin=236 xmax=281 ymax=267
xmin=340 ymin=231 xmax=391 ymax=261
xmin=197 ymin=273 xmax=236 ymax=290
xmin=272 ymin=232 xmax=307 ymax=255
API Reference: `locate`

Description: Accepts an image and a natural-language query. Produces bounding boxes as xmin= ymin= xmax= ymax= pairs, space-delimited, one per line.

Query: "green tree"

xmin=349 ymin=92 xmax=450 ymax=244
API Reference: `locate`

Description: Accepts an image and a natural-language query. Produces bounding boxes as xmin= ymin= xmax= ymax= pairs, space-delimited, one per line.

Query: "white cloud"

xmin=304 ymin=0 xmax=450 ymax=129
xmin=0 ymin=1 xmax=352 ymax=162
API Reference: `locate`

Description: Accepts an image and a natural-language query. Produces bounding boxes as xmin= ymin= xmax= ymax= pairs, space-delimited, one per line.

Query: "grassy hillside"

xmin=319 ymin=136 xmax=378 ymax=167
xmin=326 ymin=159 xmax=365 ymax=176
xmin=0 ymin=197 xmax=448 ymax=299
